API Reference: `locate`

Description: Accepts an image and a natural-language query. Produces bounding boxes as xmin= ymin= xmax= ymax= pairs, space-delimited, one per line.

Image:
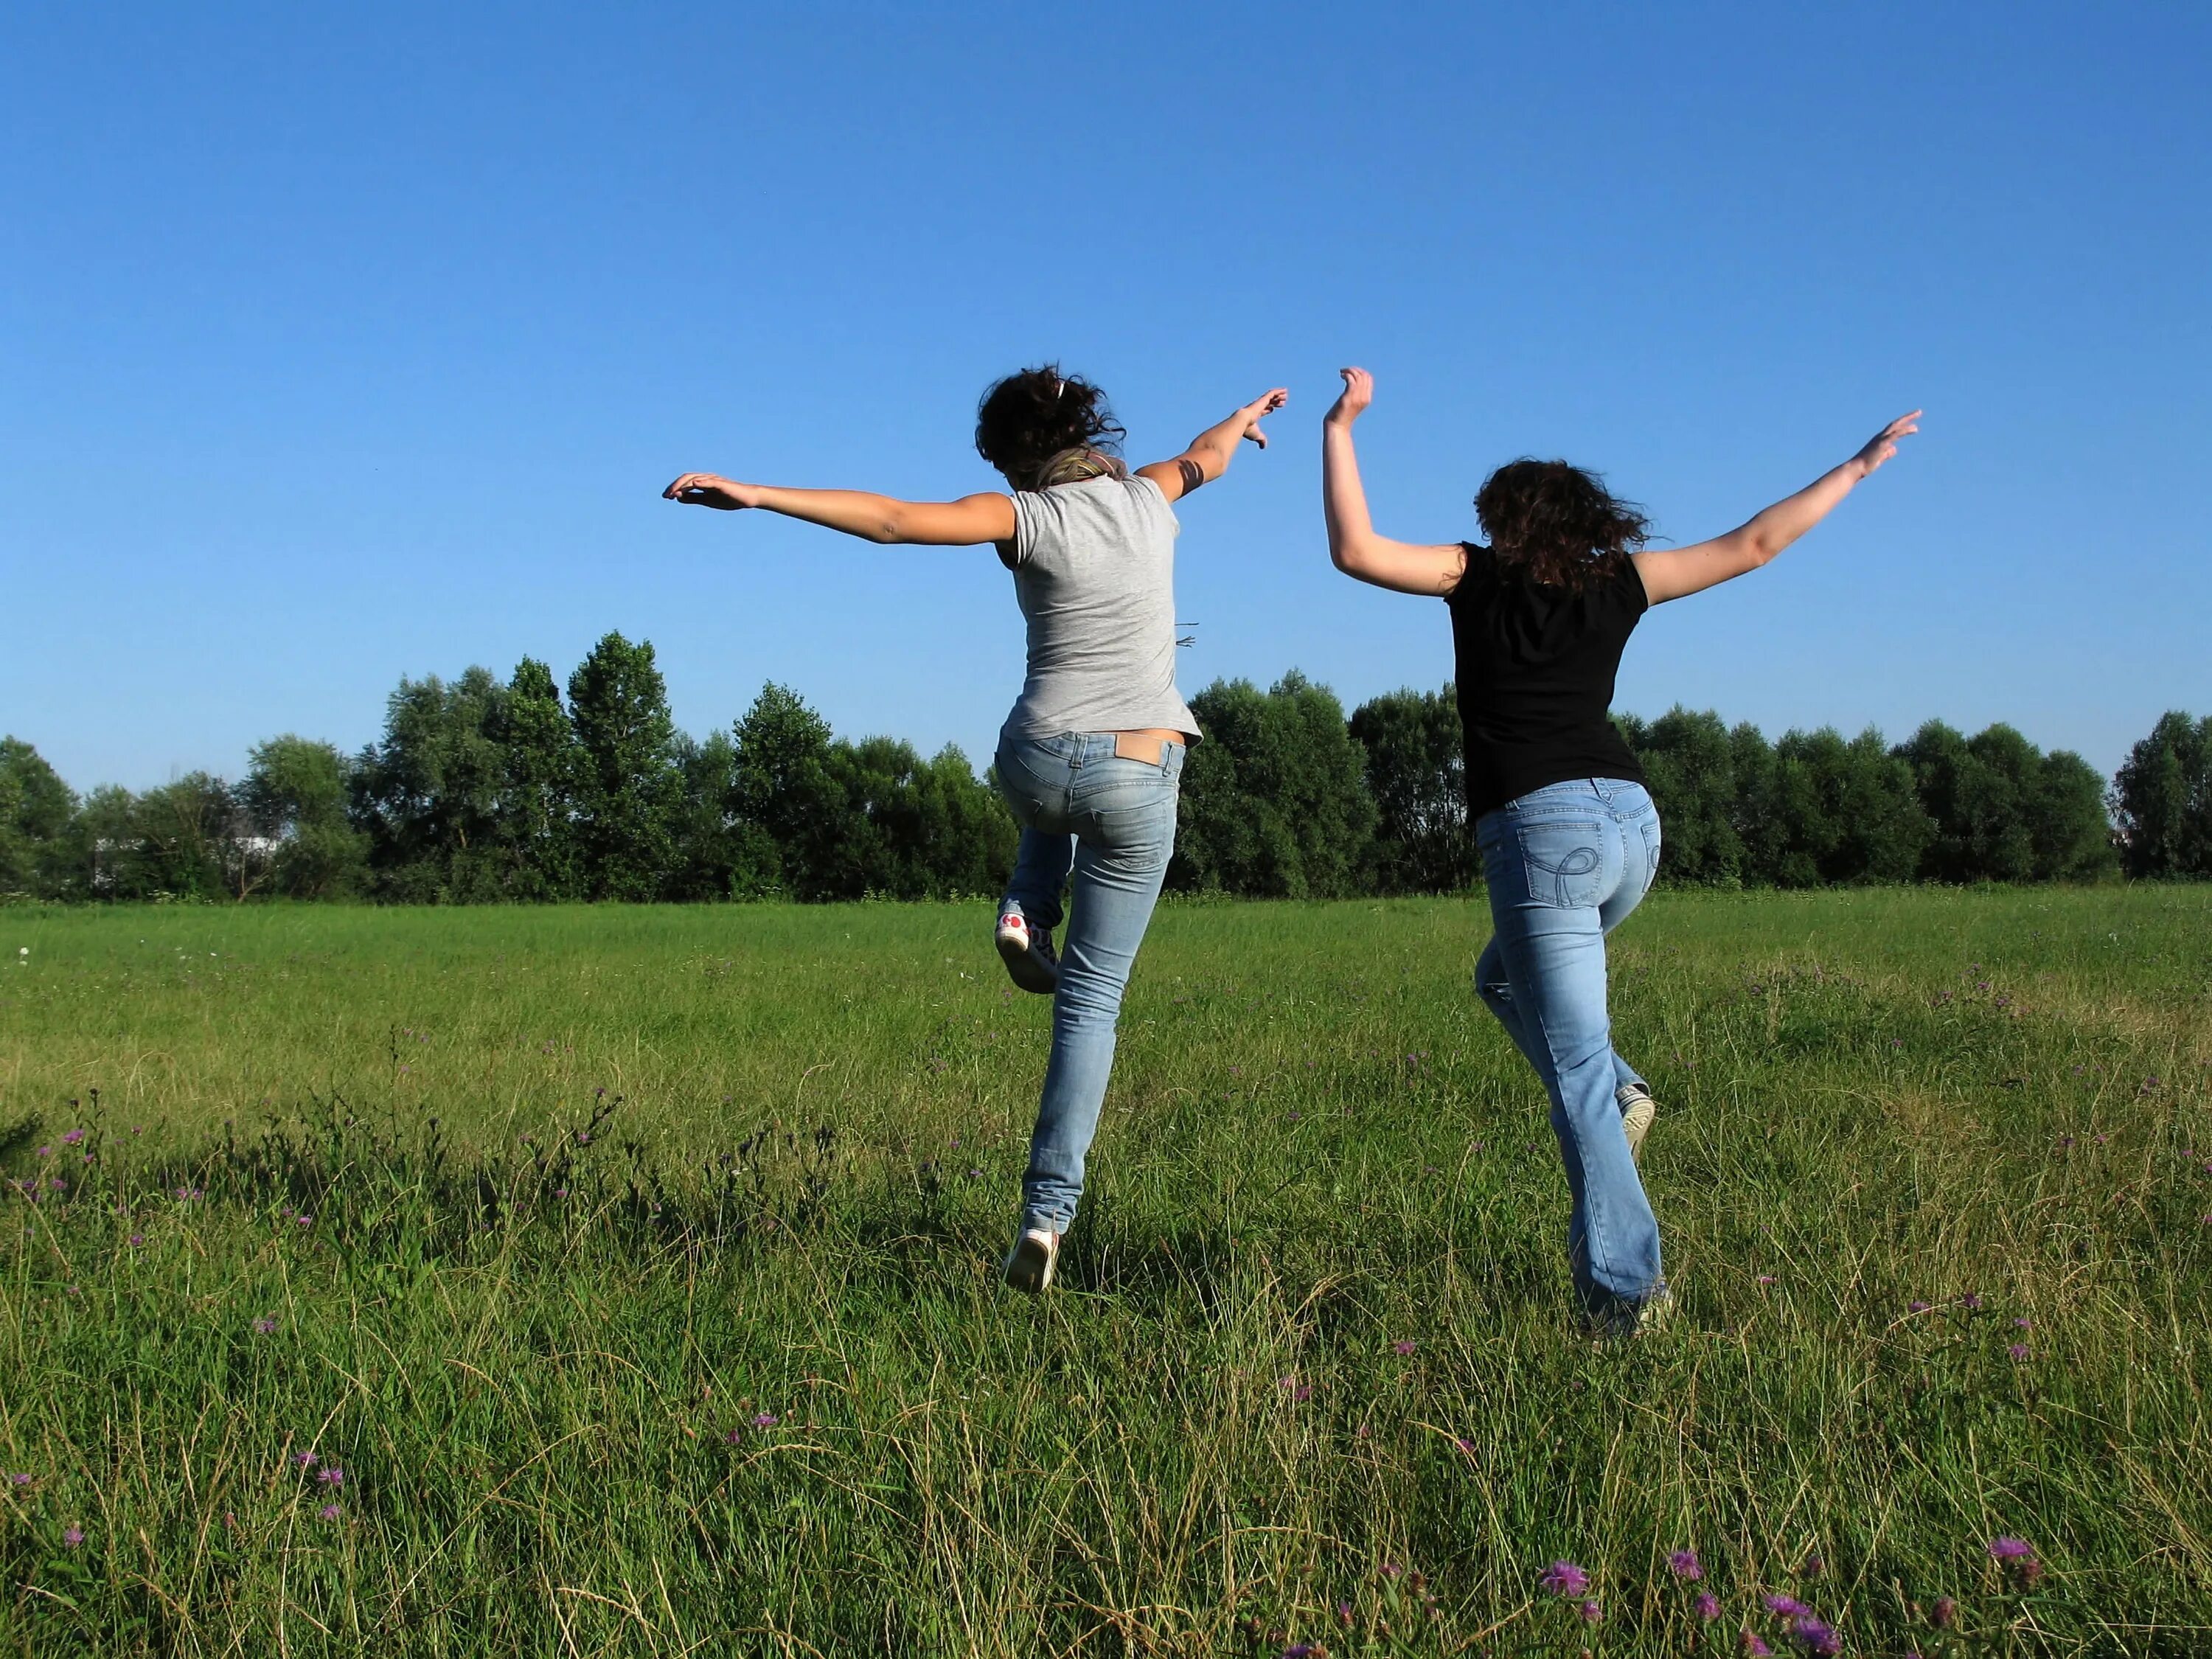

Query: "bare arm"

xmin=1134 ymin=389 xmax=1288 ymax=504
xmin=661 ymin=475 xmax=1015 ymax=546
xmin=1321 ymin=368 xmax=1467 ymax=597
xmin=1631 ymin=411 xmax=1921 ymax=604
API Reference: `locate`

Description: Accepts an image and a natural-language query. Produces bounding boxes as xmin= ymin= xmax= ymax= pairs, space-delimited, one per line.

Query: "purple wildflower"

xmin=63 ymin=1526 xmax=83 ymax=1548
xmin=1392 ymin=1339 xmax=1416 ymax=1356
xmin=1907 ymin=1300 xmax=1930 ymax=1314
xmin=1763 ymin=1594 xmax=1812 ymax=1618
xmin=1987 ymin=1537 xmax=2033 ymax=1561
xmin=319 ymin=1503 xmax=341 ymax=1520
xmin=1669 ymin=1548 xmax=1704 ymax=1580
xmin=1579 ymin=1599 xmax=1602 ymax=1624
xmin=1742 ymin=1635 xmax=1773 ymax=1657
xmin=62 ymin=1129 xmax=84 ymax=1145
xmin=1453 ymin=1437 xmax=1476 ymax=1455
xmin=752 ymin=1412 xmax=779 ymax=1429
xmin=1960 ymin=1293 xmax=1983 ymax=1310
xmin=252 ymin=1316 xmax=277 ymax=1335
xmin=1694 ymin=1593 xmax=1722 ymax=1621
xmin=2008 ymin=1343 xmax=2031 ymax=1360
xmin=35 ymin=1146 xmax=49 ymax=1159
xmin=1788 ymin=1616 xmax=1840 ymax=1655
xmin=1539 ymin=1560 xmax=1590 ymax=1597
xmin=1757 ymin=1274 xmax=1778 ymax=1286
xmin=128 ymin=1234 xmax=145 ymax=1246
xmin=318 ymin=1467 xmax=344 ymax=1487
xmin=296 ymin=1451 xmax=316 ymax=1468
xmin=2013 ymin=1317 xmax=2032 ymax=1329
xmin=1930 ymin=1596 xmax=1957 ymax=1629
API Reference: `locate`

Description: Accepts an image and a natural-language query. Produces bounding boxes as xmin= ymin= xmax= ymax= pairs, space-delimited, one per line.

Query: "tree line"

xmin=4 ymin=631 xmax=2208 ymax=903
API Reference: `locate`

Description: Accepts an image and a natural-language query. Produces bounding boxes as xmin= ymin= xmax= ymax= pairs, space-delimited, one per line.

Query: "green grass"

xmin=1 ymin=888 xmax=2209 ymax=1656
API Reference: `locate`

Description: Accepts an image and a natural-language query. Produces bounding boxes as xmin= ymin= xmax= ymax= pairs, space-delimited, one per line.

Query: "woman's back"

xmin=1001 ymin=473 xmax=1198 ymax=742
xmin=1446 ymin=548 xmax=1647 ymax=818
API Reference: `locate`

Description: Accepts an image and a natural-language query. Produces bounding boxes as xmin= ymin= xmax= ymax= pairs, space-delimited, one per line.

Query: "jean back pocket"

xmin=1517 ymin=818 xmax=1606 ymax=908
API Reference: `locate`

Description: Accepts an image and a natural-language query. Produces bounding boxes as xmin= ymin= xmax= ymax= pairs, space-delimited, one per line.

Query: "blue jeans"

xmin=1474 ymin=777 xmax=1663 ymax=1318
xmin=993 ymin=731 xmax=1184 ymax=1232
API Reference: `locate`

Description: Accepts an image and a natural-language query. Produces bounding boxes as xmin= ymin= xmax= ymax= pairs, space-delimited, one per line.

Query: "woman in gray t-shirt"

xmin=666 ymin=366 xmax=1285 ymax=1293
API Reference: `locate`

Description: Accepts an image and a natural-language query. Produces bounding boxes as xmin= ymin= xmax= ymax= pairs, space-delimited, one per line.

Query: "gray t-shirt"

xmin=998 ymin=474 xmax=1201 ymax=742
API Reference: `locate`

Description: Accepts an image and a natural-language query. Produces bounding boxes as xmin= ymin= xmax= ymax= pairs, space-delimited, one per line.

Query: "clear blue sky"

xmin=5 ymin=3 xmax=2208 ymax=792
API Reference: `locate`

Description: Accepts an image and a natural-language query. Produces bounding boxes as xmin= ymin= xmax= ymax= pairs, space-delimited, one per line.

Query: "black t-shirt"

xmin=1446 ymin=546 xmax=1648 ymax=820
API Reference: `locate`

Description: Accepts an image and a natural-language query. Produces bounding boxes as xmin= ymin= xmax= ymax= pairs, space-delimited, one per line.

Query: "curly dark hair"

xmin=1474 ymin=459 xmax=1650 ymax=591
xmin=974 ymin=365 xmax=1125 ymax=490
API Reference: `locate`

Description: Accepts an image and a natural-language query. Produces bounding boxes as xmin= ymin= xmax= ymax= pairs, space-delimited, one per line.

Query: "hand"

xmin=1850 ymin=410 xmax=1921 ymax=479
xmin=1326 ymin=366 xmax=1374 ymax=428
xmin=1238 ymin=388 xmax=1290 ymax=448
xmin=662 ymin=473 xmax=760 ymax=510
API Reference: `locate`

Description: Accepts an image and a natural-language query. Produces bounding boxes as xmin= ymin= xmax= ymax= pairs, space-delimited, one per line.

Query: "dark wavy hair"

xmin=974 ymin=365 xmax=1125 ymax=490
xmin=1474 ymin=459 xmax=1650 ymax=591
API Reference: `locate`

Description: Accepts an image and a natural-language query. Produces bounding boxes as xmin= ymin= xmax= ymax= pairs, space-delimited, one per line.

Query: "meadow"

xmin=1 ymin=888 xmax=2208 ymax=1656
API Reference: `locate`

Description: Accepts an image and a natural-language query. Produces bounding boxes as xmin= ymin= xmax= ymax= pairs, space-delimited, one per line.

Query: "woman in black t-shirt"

xmin=1320 ymin=367 xmax=1918 ymax=1337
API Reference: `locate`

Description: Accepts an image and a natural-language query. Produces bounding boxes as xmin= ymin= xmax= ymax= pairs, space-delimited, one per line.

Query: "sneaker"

xmin=995 ymin=908 xmax=1060 ymax=995
xmin=1617 ymin=1082 xmax=1658 ymax=1163
xmin=1583 ymin=1284 xmax=1674 ymax=1342
xmin=1001 ymin=1226 xmax=1060 ymax=1294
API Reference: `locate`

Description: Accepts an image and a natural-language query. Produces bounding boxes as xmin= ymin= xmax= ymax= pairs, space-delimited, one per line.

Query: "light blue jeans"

xmin=993 ymin=731 xmax=1184 ymax=1232
xmin=1474 ymin=777 xmax=1663 ymax=1319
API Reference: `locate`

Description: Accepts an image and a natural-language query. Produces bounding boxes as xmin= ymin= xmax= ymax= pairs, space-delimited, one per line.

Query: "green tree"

xmin=666 ymin=728 xmax=749 ymax=901
xmin=567 ymin=633 xmax=681 ymax=901
xmin=2025 ymin=747 xmax=2117 ymax=881
xmin=134 ymin=773 xmax=243 ymax=900
xmin=731 ymin=684 xmax=845 ymax=899
xmin=493 ymin=657 xmax=582 ymax=900
xmin=2110 ymin=711 xmax=2212 ymax=877
xmin=1349 ymin=686 xmax=1471 ymax=893
xmin=819 ymin=737 xmax=1015 ymax=900
xmin=1759 ymin=726 xmax=1933 ymax=886
xmin=1173 ymin=672 xmax=1377 ymax=897
xmin=350 ymin=667 xmax=511 ymax=902
xmin=1897 ymin=720 xmax=2116 ymax=883
xmin=242 ymin=735 xmax=369 ymax=899
xmin=1625 ymin=707 xmax=1744 ymax=886
xmin=0 ymin=737 xmax=78 ymax=898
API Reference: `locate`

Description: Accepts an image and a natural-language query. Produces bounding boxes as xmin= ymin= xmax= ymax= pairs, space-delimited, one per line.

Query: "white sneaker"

xmin=1617 ymin=1082 xmax=1658 ymax=1163
xmin=995 ymin=908 xmax=1060 ymax=995
xmin=1001 ymin=1226 xmax=1060 ymax=1294
xmin=1584 ymin=1284 xmax=1674 ymax=1343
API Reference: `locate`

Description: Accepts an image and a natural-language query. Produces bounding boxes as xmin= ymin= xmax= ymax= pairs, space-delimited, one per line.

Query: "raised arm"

xmin=1321 ymin=369 xmax=1467 ymax=597
xmin=661 ymin=475 xmax=1015 ymax=546
xmin=1631 ymin=411 xmax=1921 ymax=604
xmin=1134 ymin=389 xmax=1289 ymax=504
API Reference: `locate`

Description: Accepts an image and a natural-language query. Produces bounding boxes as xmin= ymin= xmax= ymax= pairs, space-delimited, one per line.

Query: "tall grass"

xmin=2 ymin=888 xmax=2208 ymax=1655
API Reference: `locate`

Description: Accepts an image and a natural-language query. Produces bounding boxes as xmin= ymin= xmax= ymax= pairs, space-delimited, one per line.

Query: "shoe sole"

xmin=1002 ymin=1234 xmax=1057 ymax=1294
xmin=1621 ymin=1096 xmax=1657 ymax=1163
xmin=995 ymin=925 xmax=1059 ymax=995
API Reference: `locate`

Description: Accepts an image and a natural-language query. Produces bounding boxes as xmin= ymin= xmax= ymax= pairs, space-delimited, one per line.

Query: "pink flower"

xmin=1538 ymin=1560 xmax=1590 ymax=1597
xmin=1669 ymin=1548 xmax=1704 ymax=1580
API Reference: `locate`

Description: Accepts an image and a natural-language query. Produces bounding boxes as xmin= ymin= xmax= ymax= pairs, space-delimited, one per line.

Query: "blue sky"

xmin=4 ymin=2 xmax=2207 ymax=791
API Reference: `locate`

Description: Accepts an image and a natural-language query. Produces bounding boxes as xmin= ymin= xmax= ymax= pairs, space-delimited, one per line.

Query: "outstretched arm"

xmin=1631 ymin=411 xmax=1921 ymax=604
xmin=1321 ymin=368 xmax=1467 ymax=597
xmin=661 ymin=475 xmax=1015 ymax=546
xmin=1135 ymin=389 xmax=1289 ymax=504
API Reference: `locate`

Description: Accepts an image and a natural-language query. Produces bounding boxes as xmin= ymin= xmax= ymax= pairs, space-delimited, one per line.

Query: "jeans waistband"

xmin=1006 ymin=731 xmax=1186 ymax=768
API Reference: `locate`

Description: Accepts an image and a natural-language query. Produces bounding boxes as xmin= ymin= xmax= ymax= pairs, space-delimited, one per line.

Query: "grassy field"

xmin=1 ymin=888 xmax=2209 ymax=1656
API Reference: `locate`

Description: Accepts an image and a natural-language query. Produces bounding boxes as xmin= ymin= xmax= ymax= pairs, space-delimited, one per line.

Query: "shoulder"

xmin=1444 ymin=543 xmax=1491 ymax=605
